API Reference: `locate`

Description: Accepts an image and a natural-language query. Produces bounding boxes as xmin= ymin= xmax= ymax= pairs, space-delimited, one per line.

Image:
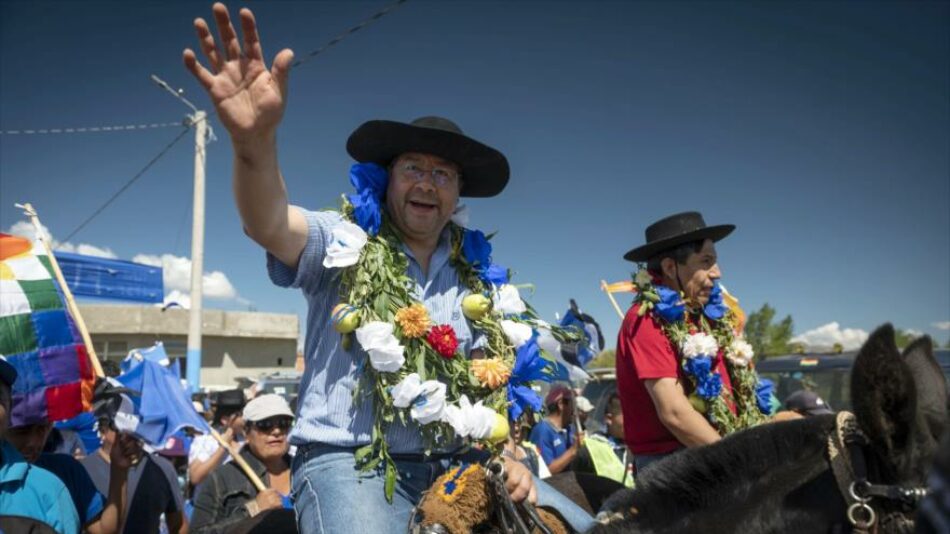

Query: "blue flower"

xmin=684 ymin=355 xmax=713 ymax=378
xmin=704 ymin=281 xmax=727 ymax=321
xmin=346 ymin=163 xmax=388 ymax=236
xmin=756 ymin=378 xmax=775 ymax=415
xmin=507 ymin=338 xmax=548 ymax=420
xmin=654 ymin=285 xmax=685 ymax=323
xmin=482 ymin=263 xmax=509 ymax=286
xmin=462 ymin=229 xmax=492 ymax=268
xmin=695 ymin=372 xmax=723 ymax=400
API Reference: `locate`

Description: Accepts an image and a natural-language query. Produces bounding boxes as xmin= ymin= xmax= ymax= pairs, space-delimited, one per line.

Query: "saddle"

xmin=409 ymin=460 xmax=570 ymax=534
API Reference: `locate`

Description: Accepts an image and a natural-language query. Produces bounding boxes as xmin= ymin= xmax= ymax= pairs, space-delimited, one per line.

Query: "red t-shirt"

xmin=616 ymin=304 xmax=735 ymax=455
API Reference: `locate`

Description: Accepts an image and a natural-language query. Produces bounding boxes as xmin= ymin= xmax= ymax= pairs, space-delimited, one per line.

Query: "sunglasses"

xmin=252 ymin=417 xmax=293 ymax=433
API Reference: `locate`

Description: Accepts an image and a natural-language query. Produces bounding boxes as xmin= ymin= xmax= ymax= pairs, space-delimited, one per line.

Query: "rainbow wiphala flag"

xmin=0 ymin=233 xmax=94 ymax=426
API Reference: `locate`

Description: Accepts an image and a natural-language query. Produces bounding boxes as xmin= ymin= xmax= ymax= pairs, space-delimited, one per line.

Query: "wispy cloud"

xmin=7 ymin=220 xmax=117 ymax=259
xmin=933 ymin=321 xmax=950 ymax=331
xmin=791 ymin=322 xmax=869 ymax=351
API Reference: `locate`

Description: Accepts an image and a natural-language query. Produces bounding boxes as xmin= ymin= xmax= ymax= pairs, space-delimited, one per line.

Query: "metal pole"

xmin=186 ymin=111 xmax=207 ymax=392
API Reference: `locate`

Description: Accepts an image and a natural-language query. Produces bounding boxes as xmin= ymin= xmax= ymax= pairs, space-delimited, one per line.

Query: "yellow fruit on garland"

xmin=332 ymin=303 xmax=361 ymax=334
xmin=688 ymin=393 xmax=707 ymax=414
xmin=461 ymin=294 xmax=492 ymax=321
xmin=488 ymin=412 xmax=510 ymax=444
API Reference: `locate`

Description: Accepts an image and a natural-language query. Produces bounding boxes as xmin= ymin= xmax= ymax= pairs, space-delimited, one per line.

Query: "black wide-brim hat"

xmin=623 ymin=211 xmax=735 ymax=262
xmin=346 ymin=116 xmax=510 ymax=198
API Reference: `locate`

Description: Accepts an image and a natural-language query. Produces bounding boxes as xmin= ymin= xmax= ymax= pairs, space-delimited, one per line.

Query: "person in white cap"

xmin=575 ymin=396 xmax=595 ymax=432
xmin=190 ymin=394 xmax=294 ymax=534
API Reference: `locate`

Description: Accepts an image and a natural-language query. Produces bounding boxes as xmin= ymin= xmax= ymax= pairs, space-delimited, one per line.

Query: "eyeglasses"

xmin=395 ymin=162 xmax=460 ymax=188
xmin=252 ymin=417 xmax=293 ymax=433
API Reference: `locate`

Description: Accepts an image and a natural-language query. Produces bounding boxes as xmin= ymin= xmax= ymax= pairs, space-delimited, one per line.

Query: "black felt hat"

xmin=346 ymin=116 xmax=510 ymax=198
xmin=215 ymin=389 xmax=246 ymax=409
xmin=623 ymin=211 xmax=735 ymax=263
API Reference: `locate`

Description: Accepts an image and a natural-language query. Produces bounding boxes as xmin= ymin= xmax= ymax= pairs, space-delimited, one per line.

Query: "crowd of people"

xmin=0 ymin=3 xmax=915 ymax=534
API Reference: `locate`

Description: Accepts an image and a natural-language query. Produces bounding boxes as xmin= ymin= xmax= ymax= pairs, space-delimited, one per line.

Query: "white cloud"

xmin=131 ymin=253 xmax=238 ymax=300
xmin=7 ymin=220 xmax=117 ymax=259
xmin=905 ymin=329 xmax=925 ymax=338
xmin=933 ymin=321 xmax=950 ymax=331
xmin=791 ymin=322 xmax=869 ymax=351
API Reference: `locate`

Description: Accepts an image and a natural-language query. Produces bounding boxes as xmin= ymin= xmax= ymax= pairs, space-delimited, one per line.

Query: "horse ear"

xmin=902 ymin=335 xmax=948 ymax=444
xmin=851 ymin=324 xmax=917 ymax=462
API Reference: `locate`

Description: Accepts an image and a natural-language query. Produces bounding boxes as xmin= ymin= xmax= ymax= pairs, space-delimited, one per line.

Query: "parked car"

xmin=580 ymin=353 xmax=861 ymax=428
xmin=255 ymin=371 xmax=302 ymax=402
xmin=757 ymin=349 xmax=949 ymax=412
xmin=580 ymin=368 xmax=616 ymax=435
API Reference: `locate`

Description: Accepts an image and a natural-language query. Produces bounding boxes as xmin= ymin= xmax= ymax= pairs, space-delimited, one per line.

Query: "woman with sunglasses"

xmin=191 ymin=394 xmax=295 ymax=534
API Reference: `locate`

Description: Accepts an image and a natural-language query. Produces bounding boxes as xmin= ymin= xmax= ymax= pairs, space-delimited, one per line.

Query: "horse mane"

xmin=621 ymin=415 xmax=838 ymax=522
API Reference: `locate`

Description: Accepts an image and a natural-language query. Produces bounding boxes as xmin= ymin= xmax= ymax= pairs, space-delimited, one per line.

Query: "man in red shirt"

xmin=616 ymin=211 xmax=736 ymax=473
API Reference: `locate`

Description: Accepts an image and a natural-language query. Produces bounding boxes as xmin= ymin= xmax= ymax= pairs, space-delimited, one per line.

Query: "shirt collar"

xmin=400 ymin=226 xmax=453 ymax=279
xmin=0 ymin=440 xmax=29 ymax=484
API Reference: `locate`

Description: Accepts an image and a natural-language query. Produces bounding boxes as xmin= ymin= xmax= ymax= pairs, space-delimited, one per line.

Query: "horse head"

xmin=849 ymin=324 xmax=947 ymax=522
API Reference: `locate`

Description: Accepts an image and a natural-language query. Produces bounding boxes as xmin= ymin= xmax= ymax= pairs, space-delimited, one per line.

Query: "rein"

xmin=827 ymin=412 xmax=928 ymax=532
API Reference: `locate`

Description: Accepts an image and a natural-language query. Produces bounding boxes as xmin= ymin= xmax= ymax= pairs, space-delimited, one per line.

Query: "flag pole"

xmin=209 ymin=428 xmax=266 ymax=491
xmin=17 ymin=203 xmax=105 ymax=378
xmin=600 ymin=280 xmax=626 ymax=320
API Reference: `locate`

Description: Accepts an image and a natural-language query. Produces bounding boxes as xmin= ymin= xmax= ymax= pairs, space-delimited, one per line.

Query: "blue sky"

xmin=2 ymin=1 xmax=948 ymax=350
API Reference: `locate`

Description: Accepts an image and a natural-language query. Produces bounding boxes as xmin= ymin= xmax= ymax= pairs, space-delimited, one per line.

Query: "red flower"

xmin=427 ymin=325 xmax=459 ymax=358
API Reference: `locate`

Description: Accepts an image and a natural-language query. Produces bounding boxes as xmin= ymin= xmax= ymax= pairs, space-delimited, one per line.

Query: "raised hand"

xmin=183 ymin=3 xmax=294 ymax=142
xmin=110 ymin=433 xmax=142 ymax=471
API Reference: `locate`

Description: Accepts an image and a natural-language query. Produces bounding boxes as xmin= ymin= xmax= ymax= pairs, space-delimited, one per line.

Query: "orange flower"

xmin=395 ymin=303 xmax=430 ymax=338
xmin=472 ymin=358 xmax=511 ymax=390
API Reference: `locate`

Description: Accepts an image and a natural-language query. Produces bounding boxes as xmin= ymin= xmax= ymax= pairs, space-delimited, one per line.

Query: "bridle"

xmin=829 ymin=412 xmax=929 ymax=532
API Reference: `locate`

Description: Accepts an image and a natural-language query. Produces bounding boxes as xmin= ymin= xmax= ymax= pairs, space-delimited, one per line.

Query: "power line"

xmin=60 ymin=126 xmax=192 ymax=244
xmin=3 ymin=1 xmax=408 ymax=135
xmin=0 ymin=121 xmax=185 ymax=136
xmin=290 ymin=0 xmax=409 ymax=69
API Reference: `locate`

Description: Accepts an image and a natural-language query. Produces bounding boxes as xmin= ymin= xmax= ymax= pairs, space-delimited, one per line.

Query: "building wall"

xmin=80 ymin=305 xmax=299 ymax=390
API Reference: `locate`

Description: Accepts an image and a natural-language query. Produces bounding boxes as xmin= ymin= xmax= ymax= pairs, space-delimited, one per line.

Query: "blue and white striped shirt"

xmin=267 ymin=208 xmax=481 ymax=453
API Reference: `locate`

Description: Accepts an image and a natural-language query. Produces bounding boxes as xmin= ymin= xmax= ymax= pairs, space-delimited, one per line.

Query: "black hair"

xmin=646 ymin=239 xmax=705 ymax=277
xmin=605 ymin=391 xmax=622 ymax=417
xmin=213 ymin=406 xmax=243 ymax=427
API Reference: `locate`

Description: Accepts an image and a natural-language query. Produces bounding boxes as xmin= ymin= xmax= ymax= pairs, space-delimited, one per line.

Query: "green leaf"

xmin=384 ymin=460 xmax=397 ymax=503
xmin=354 ymin=444 xmax=374 ymax=464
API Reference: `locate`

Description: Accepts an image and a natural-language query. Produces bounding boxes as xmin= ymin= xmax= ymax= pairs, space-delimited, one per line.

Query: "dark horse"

xmin=591 ymin=324 xmax=947 ymax=533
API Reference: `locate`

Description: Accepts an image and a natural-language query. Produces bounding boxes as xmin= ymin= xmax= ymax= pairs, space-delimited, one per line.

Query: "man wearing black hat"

xmin=616 ymin=212 xmax=737 ymax=473
xmin=188 ymin=388 xmax=246 ymax=487
xmin=182 ymin=5 xmax=591 ymax=534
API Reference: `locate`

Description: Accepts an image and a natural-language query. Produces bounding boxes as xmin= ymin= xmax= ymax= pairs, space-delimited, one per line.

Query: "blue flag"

xmin=558 ymin=300 xmax=604 ymax=368
xmin=115 ymin=359 xmax=209 ymax=446
xmin=121 ymin=342 xmax=180 ymax=381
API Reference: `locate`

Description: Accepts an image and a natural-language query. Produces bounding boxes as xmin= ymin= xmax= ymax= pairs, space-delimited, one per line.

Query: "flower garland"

xmin=324 ymin=163 xmax=585 ymax=501
xmin=632 ymin=267 xmax=773 ymax=435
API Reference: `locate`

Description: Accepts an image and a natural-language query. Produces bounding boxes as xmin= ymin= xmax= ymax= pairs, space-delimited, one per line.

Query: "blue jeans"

xmin=291 ymin=443 xmax=595 ymax=534
xmin=634 ymin=450 xmax=676 ymax=474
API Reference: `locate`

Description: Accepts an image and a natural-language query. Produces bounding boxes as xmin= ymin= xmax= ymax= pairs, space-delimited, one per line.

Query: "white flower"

xmin=500 ymin=319 xmax=533 ymax=348
xmin=466 ymin=401 xmax=497 ymax=440
xmin=450 ymin=204 xmax=470 ymax=227
xmin=441 ymin=395 xmax=496 ymax=439
xmin=681 ymin=332 xmax=719 ymax=359
xmin=635 ymin=269 xmax=652 ymax=287
xmin=727 ymin=339 xmax=755 ymax=366
xmin=493 ymin=284 xmax=526 ymax=315
xmin=323 ymin=221 xmax=368 ymax=268
xmin=355 ymin=321 xmax=405 ymax=372
xmin=536 ymin=327 xmax=561 ymax=358
xmin=390 ymin=373 xmax=424 ymax=408
xmin=410 ymin=380 xmax=447 ymax=425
